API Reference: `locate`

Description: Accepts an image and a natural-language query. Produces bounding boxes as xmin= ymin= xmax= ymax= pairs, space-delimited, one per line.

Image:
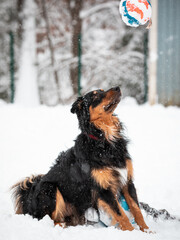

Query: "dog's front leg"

xmin=98 ymin=190 xmax=134 ymax=231
xmin=122 ymin=181 xmax=149 ymax=232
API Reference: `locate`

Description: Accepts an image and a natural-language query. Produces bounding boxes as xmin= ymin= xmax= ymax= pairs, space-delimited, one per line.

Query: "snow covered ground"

xmin=0 ymin=98 xmax=180 ymax=240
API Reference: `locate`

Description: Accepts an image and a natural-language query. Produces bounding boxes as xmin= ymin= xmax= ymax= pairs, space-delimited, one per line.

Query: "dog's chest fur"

xmin=74 ymin=134 xmax=131 ymax=194
xmin=91 ymin=167 xmax=128 ymax=194
xmin=115 ymin=168 xmax=128 ymax=186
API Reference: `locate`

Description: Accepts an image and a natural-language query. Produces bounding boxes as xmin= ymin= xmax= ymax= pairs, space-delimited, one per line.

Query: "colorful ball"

xmin=119 ymin=0 xmax=152 ymax=27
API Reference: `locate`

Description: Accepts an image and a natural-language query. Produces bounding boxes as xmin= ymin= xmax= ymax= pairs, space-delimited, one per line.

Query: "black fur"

xmin=12 ymin=87 xmax=146 ymax=230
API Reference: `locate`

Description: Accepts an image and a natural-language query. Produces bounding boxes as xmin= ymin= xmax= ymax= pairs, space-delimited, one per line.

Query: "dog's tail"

xmin=11 ymin=174 xmax=43 ymax=214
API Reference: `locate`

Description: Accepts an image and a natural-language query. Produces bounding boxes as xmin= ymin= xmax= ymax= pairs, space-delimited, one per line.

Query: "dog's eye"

xmin=92 ymin=91 xmax=98 ymax=100
xmin=93 ymin=91 xmax=99 ymax=98
xmin=92 ymin=89 xmax=104 ymax=102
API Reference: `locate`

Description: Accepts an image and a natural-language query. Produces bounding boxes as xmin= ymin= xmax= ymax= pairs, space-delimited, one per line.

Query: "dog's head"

xmin=71 ymin=87 xmax=121 ymax=142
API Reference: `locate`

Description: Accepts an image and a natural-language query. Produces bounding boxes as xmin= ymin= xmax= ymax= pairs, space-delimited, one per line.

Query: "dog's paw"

xmin=54 ymin=222 xmax=66 ymax=228
xmin=119 ymin=223 xmax=134 ymax=231
xmin=142 ymin=228 xmax=156 ymax=234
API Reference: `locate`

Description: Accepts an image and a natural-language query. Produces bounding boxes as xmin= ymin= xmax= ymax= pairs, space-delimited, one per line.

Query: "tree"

xmin=66 ymin=0 xmax=83 ymax=95
xmin=39 ymin=0 xmax=61 ymax=103
xmin=28 ymin=0 xmax=147 ymax=105
xmin=35 ymin=0 xmax=72 ymax=105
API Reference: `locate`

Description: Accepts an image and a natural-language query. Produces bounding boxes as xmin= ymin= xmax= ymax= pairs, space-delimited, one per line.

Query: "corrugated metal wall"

xmin=157 ymin=0 xmax=180 ymax=106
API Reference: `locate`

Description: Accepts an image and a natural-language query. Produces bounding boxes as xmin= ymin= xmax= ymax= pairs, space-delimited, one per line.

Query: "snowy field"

xmin=0 ymin=98 xmax=180 ymax=240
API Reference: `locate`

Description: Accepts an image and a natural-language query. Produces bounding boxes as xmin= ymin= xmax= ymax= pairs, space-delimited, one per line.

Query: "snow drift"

xmin=0 ymin=98 xmax=180 ymax=240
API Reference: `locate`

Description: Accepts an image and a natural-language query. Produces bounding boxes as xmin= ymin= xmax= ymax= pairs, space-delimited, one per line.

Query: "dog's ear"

xmin=71 ymin=97 xmax=83 ymax=114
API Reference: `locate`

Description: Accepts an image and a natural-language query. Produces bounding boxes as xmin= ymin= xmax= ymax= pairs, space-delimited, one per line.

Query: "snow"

xmin=80 ymin=1 xmax=119 ymax=19
xmin=0 ymin=98 xmax=180 ymax=239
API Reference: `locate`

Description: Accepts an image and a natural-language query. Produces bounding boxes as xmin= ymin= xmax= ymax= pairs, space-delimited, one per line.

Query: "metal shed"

xmin=148 ymin=0 xmax=180 ymax=106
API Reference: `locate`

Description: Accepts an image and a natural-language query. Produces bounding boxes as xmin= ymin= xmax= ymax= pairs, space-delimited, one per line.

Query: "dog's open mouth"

xmin=104 ymin=94 xmax=121 ymax=113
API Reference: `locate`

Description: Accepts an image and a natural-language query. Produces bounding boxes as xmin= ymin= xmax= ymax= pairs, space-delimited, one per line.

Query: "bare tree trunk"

xmin=40 ymin=0 xmax=61 ymax=103
xmin=17 ymin=0 xmax=24 ymax=42
xmin=67 ymin=0 xmax=83 ymax=95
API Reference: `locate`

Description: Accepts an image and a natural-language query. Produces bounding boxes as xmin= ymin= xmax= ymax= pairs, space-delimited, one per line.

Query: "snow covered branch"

xmin=80 ymin=1 xmax=119 ymax=19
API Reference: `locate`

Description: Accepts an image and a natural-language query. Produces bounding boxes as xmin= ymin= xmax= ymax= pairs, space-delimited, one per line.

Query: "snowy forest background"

xmin=0 ymin=0 xmax=148 ymax=106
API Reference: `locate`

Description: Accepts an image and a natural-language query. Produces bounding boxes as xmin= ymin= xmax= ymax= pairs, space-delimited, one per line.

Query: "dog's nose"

xmin=112 ymin=86 xmax=121 ymax=93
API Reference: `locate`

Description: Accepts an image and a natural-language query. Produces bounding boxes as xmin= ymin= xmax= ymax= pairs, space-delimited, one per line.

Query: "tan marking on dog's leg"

xmin=51 ymin=189 xmax=66 ymax=224
xmin=123 ymin=188 xmax=149 ymax=231
xmin=126 ymin=159 xmax=134 ymax=180
xmin=98 ymin=199 xmax=134 ymax=231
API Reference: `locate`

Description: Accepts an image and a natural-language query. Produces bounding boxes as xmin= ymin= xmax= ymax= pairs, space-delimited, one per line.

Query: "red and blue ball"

xmin=119 ymin=0 xmax=152 ymax=27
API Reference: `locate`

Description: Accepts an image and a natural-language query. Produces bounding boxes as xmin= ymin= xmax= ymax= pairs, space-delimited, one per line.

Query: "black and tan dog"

xmin=12 ymin=87 xmax=148 ymax=231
